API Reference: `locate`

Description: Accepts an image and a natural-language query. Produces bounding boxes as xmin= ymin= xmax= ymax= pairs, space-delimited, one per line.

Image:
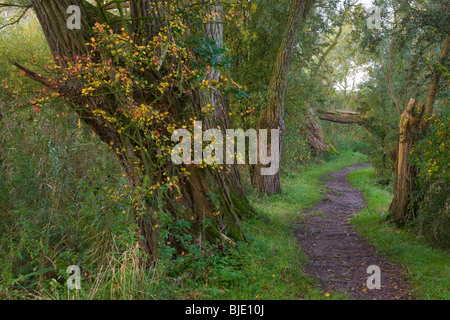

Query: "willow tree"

xmin=254 ymin=0 xmax=315 ymax=195
xmin=6 ymin=0 xmax=254 ymax=258
xmin=389 ymin=35 xmax=449 ymax=226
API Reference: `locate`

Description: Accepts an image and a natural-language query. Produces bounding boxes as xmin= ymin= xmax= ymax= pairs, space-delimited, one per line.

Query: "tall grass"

xmin=1 ymin=139 xmax=369 ymax=300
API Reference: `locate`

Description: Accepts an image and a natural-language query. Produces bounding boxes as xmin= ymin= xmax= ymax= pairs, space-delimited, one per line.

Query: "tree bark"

xmin=317 ymin=109 xmax=365 ymax=124
xmin=305 ymin=108 xmax=333 ymax=154
xmin=388 ymin=98 xmax=424 ymax=225
xmin=23 ymin=0 xmax=253 ymax=259
xmin=255 ymin=0 xmax=315 ymax=195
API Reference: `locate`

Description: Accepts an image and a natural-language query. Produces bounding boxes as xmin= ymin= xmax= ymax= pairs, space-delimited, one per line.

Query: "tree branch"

xmin=317 ymin=109 xmax=365 ymax=124
xmin=11 ymin=61 xmax=55 ymax=88
xmin=423 ymin=35 xmax=450 ymax=118
xmin=0 ymin=5 xmax=31 ymax=31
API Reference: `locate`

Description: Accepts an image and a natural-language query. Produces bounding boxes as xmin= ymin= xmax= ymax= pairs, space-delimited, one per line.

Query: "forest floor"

xmin=294 ymin=164 xmax=413 ymax=300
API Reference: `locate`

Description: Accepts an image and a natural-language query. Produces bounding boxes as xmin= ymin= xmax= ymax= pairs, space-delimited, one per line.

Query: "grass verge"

xmin=347 ymin=166 xmax=450 ymax=300
xmin=236 ymin=150 xmax=369 ymax=300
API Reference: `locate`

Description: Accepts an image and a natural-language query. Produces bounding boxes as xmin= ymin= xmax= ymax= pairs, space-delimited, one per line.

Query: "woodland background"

xmin=0 ymin=0 xmax=448 ymax=299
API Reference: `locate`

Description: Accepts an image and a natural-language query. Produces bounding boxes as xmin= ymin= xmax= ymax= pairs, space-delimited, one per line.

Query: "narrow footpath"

xmin=295 ymin=164 xmax=413 ymax=300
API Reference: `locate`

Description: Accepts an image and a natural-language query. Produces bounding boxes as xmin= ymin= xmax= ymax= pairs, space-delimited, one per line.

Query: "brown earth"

xmin=295 ymin=164 xmax=413 ymax=300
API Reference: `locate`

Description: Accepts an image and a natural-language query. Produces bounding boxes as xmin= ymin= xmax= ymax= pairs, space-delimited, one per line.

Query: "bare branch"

xmin=0 ymin=6 xmax=30 ymax=30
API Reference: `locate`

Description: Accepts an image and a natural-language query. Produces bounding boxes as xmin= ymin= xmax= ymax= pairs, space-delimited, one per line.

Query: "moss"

xmin=230 ymin=192 xmax=255 ymax=220
xmin=227 ymin=223 xmax=245 ymax=242
xmin=325 ymin=135 xmax=339 ymax=154
xmin=205 ymin=223 xmax=222 ymax=242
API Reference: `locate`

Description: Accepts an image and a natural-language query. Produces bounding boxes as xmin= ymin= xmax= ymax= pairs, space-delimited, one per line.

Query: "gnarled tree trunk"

xmin=305 ymin=108 xmax=333 ymax=154
xmin=21 ymin=0 xmax=253 ymax=259
xmin=389 ymin=35 xmax=450 ymax=226
xmin=389 ymin=98 xmax=424 ymax=225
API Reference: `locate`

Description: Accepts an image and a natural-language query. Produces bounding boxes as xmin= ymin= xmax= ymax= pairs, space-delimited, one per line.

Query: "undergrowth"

xmin=1 ymin=147 xmax=368 ymax=300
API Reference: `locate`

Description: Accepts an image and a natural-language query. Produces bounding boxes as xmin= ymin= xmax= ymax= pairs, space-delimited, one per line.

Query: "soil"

xmin=295 ymin=164 xmax=413 ymax=300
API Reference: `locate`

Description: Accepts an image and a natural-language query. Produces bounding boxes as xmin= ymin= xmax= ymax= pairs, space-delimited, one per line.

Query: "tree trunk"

xmin=389 ymin=35 xmax=450 ymax=226
xmin=255 ymin=0 xmax=315 ymax=195
xmin=23 ymin=0 xmax=253 ymax=259
xmin=305 ymin=108 xmax=334 ymax=154
xmin=317 ymin=109 xmax=365 ymax=124
xmin=388 ymin=98 xmax=424 ymax=225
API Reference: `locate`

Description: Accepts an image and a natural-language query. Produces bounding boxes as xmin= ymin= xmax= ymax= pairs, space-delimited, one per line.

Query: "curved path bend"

xmin=295 ymin=164 xmax=412 ymax=300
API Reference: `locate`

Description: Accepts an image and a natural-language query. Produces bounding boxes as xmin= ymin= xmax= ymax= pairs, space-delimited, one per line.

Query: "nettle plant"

xmin=17 ymin=0 xmax=252 ymax=259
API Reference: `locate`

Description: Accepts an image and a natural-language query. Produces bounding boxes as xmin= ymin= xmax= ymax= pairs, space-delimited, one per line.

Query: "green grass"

xmin=147 ymin=151 xmax=370 ymax=300
xmin=18 ymin=148 xmax=446 ymax=301
xmin=0 ymin=147 xmax=368 ymax=300
xmin=147 ymin=150 xmax=370 ymax=300
xmin=236 ymin=150 xmax=369 ymax=300
xmin=9 ymin=148 xmax=448 ymax=301
xmin=347 ymin=166 xmax=450 ymax=300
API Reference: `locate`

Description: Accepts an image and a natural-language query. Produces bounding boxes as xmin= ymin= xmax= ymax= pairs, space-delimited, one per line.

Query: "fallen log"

xmin=317 ymin=109 xmax=366 ymax=124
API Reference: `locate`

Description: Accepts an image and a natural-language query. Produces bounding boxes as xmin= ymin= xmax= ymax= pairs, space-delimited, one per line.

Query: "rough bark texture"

xmin=255 ymin=0 xmax=315 ymax=195
xmin=305 ymin=108 xmax=333 ymax=154
xmin=23 ymin=0 xmax=253 ymax=258
xmin=317 ymin=109 xmax=365 ymax=124
xmin=389 ymin=98 xmax=424 ymax=225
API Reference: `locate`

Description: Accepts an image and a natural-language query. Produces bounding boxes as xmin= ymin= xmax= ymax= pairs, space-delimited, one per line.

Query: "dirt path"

xmin=295 ymin=164 xmax=413 ymax=300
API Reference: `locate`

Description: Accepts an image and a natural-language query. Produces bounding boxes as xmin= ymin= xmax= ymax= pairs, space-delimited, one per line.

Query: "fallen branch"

xmin=317 ymin=109 xmax=366 ymax=124
xmin=11 ymin=62 xmax=55 ymax=89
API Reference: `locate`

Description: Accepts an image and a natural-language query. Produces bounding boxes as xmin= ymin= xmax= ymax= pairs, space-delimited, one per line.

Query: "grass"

xmin=111 ymin=150 xmax=369 ymax=300
xmin=126 ymin=150 xmax=370 ymax=300
xmin=145 ymin=150 xmax=370 ymax=300
xmin=237 ymin=150 xmax=369 ymax=300
xmin=9 ymin=149 xmax=448 ymax=300
xmin=1 ymin=137 xmax=368 ymax=301
xmin=347 ymin=166 xmax=450 ymax=300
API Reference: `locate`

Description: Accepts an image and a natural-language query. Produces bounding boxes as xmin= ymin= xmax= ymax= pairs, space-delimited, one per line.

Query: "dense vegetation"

xmin=0 ymin=0 xmax=448 ymax=300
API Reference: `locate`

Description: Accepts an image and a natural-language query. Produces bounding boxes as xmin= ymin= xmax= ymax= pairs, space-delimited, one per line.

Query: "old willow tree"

xmin=5 ymin=0 xmax=255 ymax=258
xmin=255 ymin=0 xmax=315 ymax=195
xmin=375 ymin=0 xmax=450 ymax=227
xmin=389 ymin=35 xmax=449 ymax=226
